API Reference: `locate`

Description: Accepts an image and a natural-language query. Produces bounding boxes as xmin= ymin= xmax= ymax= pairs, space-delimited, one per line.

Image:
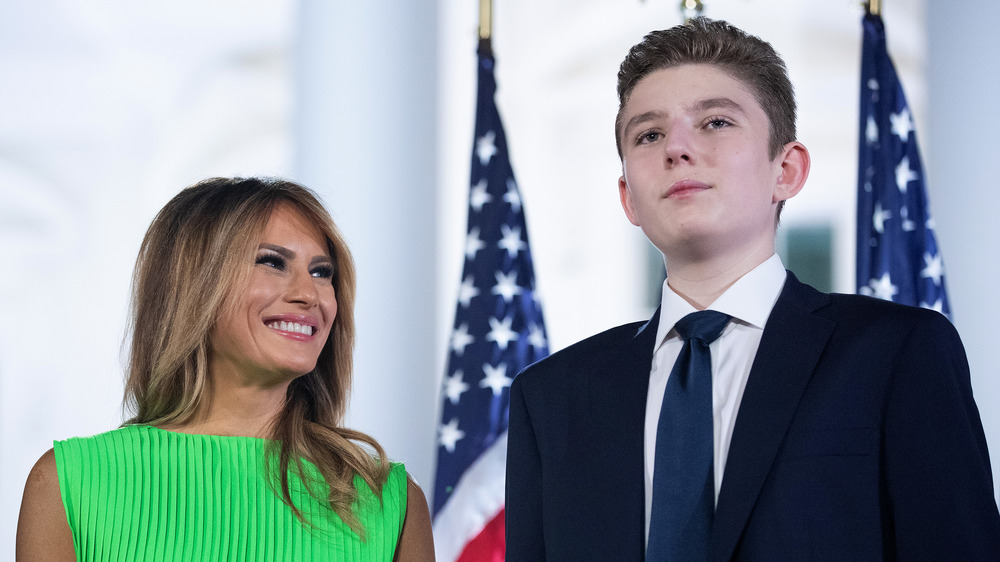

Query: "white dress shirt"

xmin=643 ymin=254 xmax=787 ymax=545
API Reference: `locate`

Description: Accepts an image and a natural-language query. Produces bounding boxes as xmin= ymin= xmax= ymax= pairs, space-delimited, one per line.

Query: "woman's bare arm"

xmin=15 ymin=449 xmax=76 ymax=562
xmin=394 ymin=476 xmax=435 ymax=562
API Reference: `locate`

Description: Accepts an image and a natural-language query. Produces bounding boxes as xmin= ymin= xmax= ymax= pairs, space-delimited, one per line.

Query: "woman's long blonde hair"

xmin=123 ymin=177 xmax=390 ymax=532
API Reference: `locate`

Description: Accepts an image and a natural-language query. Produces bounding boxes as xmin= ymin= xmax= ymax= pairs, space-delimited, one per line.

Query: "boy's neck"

xmin=665 ymin=243 xmax=776 ymax=310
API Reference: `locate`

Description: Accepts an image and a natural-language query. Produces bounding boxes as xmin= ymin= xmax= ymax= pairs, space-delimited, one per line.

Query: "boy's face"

xmin=618 ymin=64 xmax=794 ymax=263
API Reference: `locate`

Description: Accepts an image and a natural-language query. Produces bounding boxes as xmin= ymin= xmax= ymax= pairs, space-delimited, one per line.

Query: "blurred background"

xmin=3 ymin=0 xmax=999 ymax=554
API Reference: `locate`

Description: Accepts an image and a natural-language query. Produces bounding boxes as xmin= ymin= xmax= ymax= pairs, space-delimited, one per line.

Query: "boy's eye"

xmin=705 ymin=118 xmax=732 ymax=129
xmin=637 ymin=131 xmax=662 ymax=144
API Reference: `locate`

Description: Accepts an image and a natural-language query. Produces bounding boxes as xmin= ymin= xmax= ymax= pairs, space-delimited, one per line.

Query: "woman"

xmin=16 ymin=177 xmax=435 ymax=561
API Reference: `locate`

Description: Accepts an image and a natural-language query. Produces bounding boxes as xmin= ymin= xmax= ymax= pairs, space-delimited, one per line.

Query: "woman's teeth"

xmin=268 ymin=321 xmax=313 ymax=336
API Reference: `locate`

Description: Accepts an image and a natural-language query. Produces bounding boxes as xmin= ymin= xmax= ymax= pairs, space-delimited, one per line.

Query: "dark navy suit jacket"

xmin=505 ymin=273 xmax=1000 ymax=561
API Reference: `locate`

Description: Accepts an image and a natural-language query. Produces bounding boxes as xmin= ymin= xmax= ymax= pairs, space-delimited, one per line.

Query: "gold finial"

xmin=479 ymin=0 xmax=493 ymax=41
xmin=680 ymin=0 xmax=704 ymax=22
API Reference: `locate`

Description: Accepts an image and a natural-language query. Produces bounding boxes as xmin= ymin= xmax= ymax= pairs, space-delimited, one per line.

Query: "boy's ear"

xmin=773 ymin=141 xmax=810 ymax=203
xmin=619 ymin=174 xmax=641 ymax=227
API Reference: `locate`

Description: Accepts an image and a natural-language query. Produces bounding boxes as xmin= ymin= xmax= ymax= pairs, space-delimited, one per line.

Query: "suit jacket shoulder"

xmin=507 ymin=315 xmax=656 ymax=562
xmin=514 ymin=317 xmax=652 ymax=389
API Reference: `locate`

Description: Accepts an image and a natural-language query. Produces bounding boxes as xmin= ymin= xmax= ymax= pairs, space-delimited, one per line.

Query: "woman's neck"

xmin=160 ymin=373 xmax=291 ymax=438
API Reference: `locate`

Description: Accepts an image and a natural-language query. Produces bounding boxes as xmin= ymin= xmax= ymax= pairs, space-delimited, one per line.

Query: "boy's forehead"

xmin=628 ymin=64 xmax=746 ymax=98
xmin=624 ymin=64 xmax=762 ymax=115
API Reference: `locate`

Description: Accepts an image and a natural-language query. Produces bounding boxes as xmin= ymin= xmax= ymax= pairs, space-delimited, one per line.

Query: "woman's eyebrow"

xmin=259 ymin=243 xmax=332 ymax=264
xmin=259 ymin=243 xmax=294 ymax=258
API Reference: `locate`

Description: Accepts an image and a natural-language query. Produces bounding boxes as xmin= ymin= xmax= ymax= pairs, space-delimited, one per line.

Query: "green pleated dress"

xmin=53 ymin=425 xmax=406 ymax=561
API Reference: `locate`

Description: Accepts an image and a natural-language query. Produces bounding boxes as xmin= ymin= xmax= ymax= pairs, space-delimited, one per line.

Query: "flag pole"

xmin=479 ymin=0 xmax=493 ymax=55
xmin=866 ymin=0 xmax=881 ymax=16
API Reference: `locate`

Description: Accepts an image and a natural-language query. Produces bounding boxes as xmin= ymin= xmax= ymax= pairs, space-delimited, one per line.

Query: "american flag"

xmin=857 ymin=12 xmax=950 ymax=315
xmin=431 ymin=41 xmax=549 ymax=562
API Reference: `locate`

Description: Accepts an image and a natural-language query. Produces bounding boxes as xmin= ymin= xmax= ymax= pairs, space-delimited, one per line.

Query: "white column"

xmin=293 ymin=0 xmax=440 ymax=492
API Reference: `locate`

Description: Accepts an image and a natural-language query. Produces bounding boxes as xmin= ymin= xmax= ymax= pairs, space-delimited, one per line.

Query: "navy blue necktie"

xmin=647 ymin=310 xmax=730 ymax=562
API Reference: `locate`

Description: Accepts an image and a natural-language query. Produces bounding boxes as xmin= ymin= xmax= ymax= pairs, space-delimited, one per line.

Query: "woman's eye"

xmin=311 ymin=265 xmax=334 ymax=279
xmin=706 ymin=118 xmax=732 ymax=129
xmin=256 ymin=254 xmax=286 ymax=270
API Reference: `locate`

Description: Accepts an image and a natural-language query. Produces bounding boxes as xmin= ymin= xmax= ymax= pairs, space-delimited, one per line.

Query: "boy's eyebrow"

xmin=622 ymin=110 xmax=666 ymax=139
xmin=694 ymin=97 xmax=747 ymax=114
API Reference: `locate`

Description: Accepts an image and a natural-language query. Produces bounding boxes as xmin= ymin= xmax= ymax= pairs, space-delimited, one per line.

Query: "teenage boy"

xmin=506 ymin=17 xmax=1000 ymax=561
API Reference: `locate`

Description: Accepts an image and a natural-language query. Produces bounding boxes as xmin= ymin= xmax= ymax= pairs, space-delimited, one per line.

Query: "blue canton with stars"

xmin=432 ymin=48 xmax=550 ymax=515
xmin=857 ymin=13 xmax=950 ymax=316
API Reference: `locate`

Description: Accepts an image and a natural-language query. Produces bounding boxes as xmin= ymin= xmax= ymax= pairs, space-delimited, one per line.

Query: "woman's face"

xmin=208 ymin=203 xmax=338 ymax=386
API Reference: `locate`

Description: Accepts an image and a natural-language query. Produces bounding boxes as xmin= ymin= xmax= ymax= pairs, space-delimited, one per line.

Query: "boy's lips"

xmin=666 ymin=180 xmax=711 ymax=198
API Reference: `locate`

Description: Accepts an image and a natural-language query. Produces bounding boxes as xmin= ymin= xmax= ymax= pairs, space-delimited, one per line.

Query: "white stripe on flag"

xmin=432 ymin=431 xmax=507 ymax=562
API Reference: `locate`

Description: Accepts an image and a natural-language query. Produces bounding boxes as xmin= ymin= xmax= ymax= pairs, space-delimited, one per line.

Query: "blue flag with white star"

xmin=431 ymin=43 xmax=549 ymax=561
xmin=857 ymin=13 xmax=950 ymax=316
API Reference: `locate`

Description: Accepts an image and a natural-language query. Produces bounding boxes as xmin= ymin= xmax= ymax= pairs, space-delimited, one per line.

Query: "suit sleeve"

xmin=506 ymin=372 xmax=546 ymax=561
xmin=884 ymin=313 xmax=1000 ymax=559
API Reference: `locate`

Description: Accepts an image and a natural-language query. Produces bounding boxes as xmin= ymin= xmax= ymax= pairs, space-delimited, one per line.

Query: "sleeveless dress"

xmin=53 ymin=425 xmax=406 ymax=561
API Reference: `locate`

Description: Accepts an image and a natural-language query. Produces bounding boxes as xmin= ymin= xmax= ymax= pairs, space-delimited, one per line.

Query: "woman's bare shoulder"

xmin=393 ymin=475 xmax=435 ymax=562
xmin=16 ymin=448 xmax=76 ymax=561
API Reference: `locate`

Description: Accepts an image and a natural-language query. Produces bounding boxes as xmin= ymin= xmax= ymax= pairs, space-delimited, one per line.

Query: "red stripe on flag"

xmin=455 ymin=509 xmax=505 ymax=562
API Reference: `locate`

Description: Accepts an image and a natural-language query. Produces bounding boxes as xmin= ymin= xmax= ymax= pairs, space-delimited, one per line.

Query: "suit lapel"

xmin=710 ymin=273 xmax=835 ymax=561
xmin=588 ymin=308 xmax=658 ymax=559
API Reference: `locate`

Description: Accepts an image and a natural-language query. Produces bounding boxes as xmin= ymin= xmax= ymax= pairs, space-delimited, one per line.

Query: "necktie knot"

xmin=675 ymin=310 xmax=730 ymax=346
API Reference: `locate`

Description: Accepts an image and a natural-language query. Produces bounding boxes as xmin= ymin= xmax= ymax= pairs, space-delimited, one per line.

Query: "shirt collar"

xmin=654 ymin=254 xmax=787 ymax=352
